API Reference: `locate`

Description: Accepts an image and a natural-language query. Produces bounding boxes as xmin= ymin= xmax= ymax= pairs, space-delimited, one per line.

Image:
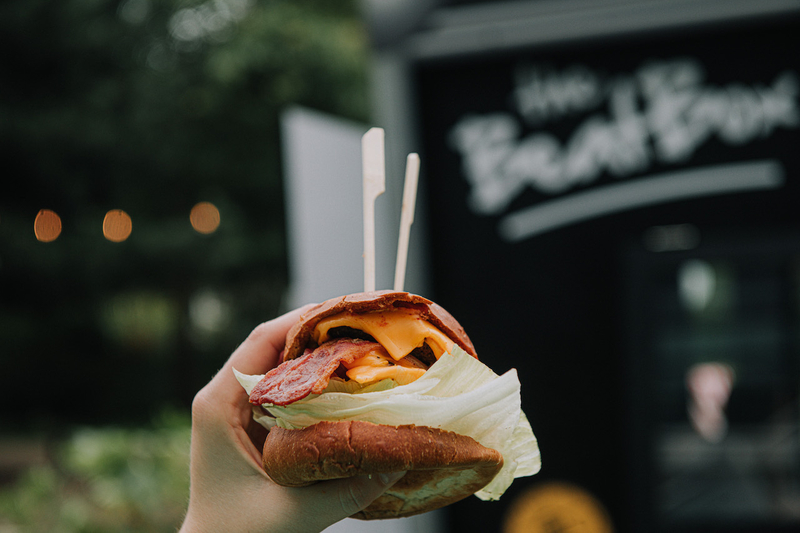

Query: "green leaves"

xmin=0 ymin=412 xmax=191 ymax=532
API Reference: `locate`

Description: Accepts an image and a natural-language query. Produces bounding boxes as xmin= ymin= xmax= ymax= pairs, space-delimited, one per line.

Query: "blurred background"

xmin=0 ymin=0 xmax=369 ymax=530
xmin=2 ymin=0 xmax=800 ymax=532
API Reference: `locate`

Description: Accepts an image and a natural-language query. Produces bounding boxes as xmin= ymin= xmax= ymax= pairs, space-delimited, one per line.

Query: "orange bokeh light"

xmin=34 ymin=209 xmax=62 ymax=242
xmin=190 ymin=202 xmax=220 ymax=234
xmin=103 ymin=209 xmax=132 ymax=242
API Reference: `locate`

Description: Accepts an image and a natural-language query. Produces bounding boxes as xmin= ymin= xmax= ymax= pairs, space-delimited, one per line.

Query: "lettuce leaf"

xmin=234 ymin=346 xmax=541 ymax=500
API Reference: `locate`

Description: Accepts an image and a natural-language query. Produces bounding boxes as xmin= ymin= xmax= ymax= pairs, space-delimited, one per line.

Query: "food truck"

xmin=362 ymin=0 xmax=800 ymax=531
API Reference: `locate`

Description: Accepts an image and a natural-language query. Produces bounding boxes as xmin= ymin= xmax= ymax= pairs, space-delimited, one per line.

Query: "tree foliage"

xmin=0 ymin=0 xmax=370 ymax=428
xmin=0 ymin=411 xmax=191 ymax=532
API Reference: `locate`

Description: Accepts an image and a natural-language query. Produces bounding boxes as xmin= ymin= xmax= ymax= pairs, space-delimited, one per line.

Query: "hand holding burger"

xmin=179 ymin=306 xmax=407 ymax=533
xmin=235 ymin=291 xmax=541 ymax=520
xmin=181 ymin=132 xmax=540 ymax=531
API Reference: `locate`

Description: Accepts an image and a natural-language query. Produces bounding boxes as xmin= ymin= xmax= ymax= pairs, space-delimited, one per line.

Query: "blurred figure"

xmin=686 ymin=362 xmax=735 ymax=443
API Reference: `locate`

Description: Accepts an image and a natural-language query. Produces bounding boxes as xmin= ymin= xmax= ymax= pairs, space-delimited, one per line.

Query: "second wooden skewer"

xmin=394 ymin=153 xmax=420 ymax=292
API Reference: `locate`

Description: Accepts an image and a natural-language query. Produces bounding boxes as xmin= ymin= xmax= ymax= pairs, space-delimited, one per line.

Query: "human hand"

xmin=179 ymin=306 xmax=405 ymax=533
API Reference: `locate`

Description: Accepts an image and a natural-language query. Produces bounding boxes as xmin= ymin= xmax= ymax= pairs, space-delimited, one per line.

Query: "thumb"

xmin=301 ymin=471 xmax=406 ymax=529
xmin=337 ymin=472 xmax=407 ymax=517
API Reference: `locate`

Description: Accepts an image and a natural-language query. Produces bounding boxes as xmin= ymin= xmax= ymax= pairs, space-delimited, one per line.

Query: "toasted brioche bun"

xmin=263 ymin=421 xmax=503 ymax=519
xmin=262 ymin=291 xmax=497 ymax=519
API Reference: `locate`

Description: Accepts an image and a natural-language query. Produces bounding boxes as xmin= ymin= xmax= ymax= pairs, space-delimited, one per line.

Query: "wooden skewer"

xmin=362 ymin=127 xmax=385 ymax=293
xmin=394 ymin=153 xmax=420 ymax=292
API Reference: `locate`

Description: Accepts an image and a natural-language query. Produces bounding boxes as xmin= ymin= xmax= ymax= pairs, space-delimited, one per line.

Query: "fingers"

xmin=225 ymin=304 xmax=315 ymax=376
xmin=209 ymin=304 xmax=316 ymax=402
xmin=339 ymin=472 xmax=407 ymax=516
xmin=190 ymin=304 xmax=317 ymax=467
xmin=295 ymin=472 xmax=406 ymax=529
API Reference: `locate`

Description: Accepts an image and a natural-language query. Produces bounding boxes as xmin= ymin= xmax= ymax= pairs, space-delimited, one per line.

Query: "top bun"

xmin=282 ymin=290 xmax=477 ymax=362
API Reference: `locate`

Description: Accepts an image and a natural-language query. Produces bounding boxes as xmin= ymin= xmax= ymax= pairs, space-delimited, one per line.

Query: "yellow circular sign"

xmin=503 ymin=482 xmax=614 ymax=533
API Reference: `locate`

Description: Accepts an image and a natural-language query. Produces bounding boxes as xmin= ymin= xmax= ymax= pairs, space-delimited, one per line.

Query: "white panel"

xmin=281 ymin=106 xmax=367 ymax=308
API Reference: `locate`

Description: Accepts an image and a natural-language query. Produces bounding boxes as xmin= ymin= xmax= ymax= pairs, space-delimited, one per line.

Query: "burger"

xmin=234 ymin=290 xmax=540 ymax=519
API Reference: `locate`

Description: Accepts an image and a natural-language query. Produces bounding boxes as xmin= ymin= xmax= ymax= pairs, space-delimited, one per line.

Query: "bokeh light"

xmin=34 ymin=209 xmax=62 ymax=242
xmin=103 ymin=209 xmax=133 ymax=242
xmin=190 ymin=201 xmax=220 ymax=234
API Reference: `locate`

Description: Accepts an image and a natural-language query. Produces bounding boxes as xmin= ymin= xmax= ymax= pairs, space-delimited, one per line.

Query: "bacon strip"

xmin=249 ymin=338 xmax=383 ymax=406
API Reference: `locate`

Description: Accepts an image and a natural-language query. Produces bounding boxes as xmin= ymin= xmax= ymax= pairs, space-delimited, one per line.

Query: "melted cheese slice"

xmin=336 ymin=343 xmax=428 ymax=385
xmin=345 ymin=365 xmax=425 ymax=385
xmin=312 ymin=308 xmax=455 ymax=361
xmin=340 ymin=345 xmax=427 ymax=371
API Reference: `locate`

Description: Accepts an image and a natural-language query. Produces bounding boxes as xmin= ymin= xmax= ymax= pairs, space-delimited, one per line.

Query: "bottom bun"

xmin=262 ymin=420 xmax=504 ymax=519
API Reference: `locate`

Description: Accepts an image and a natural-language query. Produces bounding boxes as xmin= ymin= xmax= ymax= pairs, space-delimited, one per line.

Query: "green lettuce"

xmin=234 ymin=346 xmax=541 ymax=500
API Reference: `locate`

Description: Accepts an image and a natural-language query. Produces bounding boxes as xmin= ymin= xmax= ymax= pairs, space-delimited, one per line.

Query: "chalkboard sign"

xmin=413 ymin=13 xmax=800 ymax=533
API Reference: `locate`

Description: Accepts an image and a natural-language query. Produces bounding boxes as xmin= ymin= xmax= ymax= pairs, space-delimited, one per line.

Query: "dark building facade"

xmin=366 ymin=1 xmax=800 ymax=531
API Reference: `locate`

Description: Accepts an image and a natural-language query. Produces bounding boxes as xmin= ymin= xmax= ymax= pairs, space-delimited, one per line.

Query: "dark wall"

xmin=413 ymin=13 xmax=800 ymax=533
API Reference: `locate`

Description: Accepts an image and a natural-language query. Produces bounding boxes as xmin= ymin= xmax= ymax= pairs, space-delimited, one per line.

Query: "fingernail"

xmin=378 ymin=471 xmax=406 ymax=485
